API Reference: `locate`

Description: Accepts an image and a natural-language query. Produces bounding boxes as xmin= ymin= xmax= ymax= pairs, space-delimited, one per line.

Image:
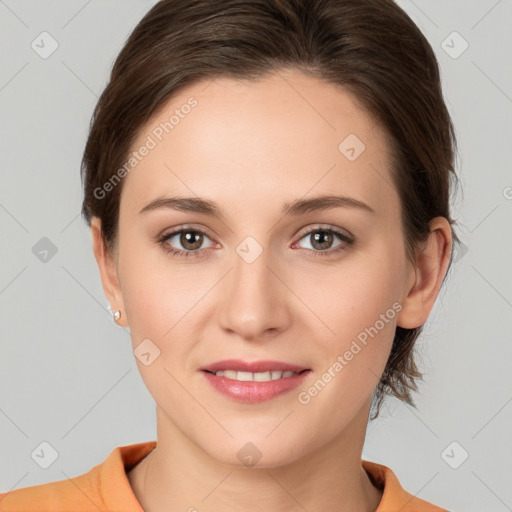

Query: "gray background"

xmin=1 ymin=1 xmax=511 ymax=510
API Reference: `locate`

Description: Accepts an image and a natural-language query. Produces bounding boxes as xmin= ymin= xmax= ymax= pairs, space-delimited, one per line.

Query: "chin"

xmin=201 ymin=435 xmax=306 ymax=470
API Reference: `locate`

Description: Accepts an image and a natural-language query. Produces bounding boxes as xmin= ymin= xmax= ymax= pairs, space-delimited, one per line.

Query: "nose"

xmin=217 ymin=241 xmax=292 ymax=342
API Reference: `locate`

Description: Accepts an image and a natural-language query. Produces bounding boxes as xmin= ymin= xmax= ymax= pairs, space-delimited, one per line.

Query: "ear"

xmin=396 ymin=217 xmax=453 ymax=329
xmin=90 ymin=217 xmax=128 ymax=327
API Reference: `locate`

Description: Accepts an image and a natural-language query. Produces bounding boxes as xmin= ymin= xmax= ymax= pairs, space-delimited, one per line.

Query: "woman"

xmin=0 ymin=0 xmax=459 ymax=510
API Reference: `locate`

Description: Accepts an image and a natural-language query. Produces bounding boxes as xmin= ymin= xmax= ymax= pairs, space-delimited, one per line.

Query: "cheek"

xmin=118 ymin=248 xmax=221 ymax=382
xmin=293 ymin=248 xmax=403 ymax=400
xmin=296 ymin=248 xmax=403 ymax=344
xmin=123 ymin=268 xmax=200 ymax=345
xmin=294 ymin=266 xmax=401 ymax=432
xmin=117 ymin=238 xmax=176 ymax=343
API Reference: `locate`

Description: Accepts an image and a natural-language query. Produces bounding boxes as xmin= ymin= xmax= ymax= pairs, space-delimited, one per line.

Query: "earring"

xmin=107 ymin=304 xmax=122 ymax=323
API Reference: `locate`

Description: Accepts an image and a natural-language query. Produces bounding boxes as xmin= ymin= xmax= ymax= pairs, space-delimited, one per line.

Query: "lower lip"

xmin=201 ymin=370 xmax=311 ymax=403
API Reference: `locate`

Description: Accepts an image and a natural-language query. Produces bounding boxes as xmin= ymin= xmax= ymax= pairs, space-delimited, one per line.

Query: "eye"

xmin=158 ymin=224 xmax=355 ymax=259
xmin=293 ymin=226 xmax=354 ymax=257
xmin=158 ymin=226 xmax=216 ymax=258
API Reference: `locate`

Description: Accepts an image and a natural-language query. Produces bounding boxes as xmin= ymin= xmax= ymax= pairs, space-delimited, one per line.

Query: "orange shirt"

xmin=0 ymin=441 xmax=447 ymax=511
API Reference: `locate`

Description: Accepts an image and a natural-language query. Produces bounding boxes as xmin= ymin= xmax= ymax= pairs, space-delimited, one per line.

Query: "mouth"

xmin=200 ymin=359 xmax=310 ymax=377
xmin=202 ymin=368 xmax=309 ymax=382
xmin=199 ymin=359 xmax=312 ymax=403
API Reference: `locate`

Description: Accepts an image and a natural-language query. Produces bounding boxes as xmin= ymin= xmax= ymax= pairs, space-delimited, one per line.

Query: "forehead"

xmin=121 ymin=69 xmax=397 ymax=217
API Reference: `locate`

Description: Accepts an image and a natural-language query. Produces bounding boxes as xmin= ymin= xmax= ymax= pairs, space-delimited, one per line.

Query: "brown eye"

xmin=309 ymin=230 xmax=335 ymax=251
xmin=159 ymin=227 xmax=215 ymax=258
xmin=178 ymin=230 xmax=204 ymax=250
xmin=295 ymin=227 xmax=354 ymax=257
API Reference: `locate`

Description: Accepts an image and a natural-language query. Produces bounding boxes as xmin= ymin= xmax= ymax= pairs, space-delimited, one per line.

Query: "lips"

xmin=201 ymin=367 xmax=311 ymax=403
xmin=200 ymin=359 xmax=309 ymax=373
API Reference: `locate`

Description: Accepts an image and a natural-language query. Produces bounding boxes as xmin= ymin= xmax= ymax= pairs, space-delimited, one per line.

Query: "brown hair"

xmin=81 ymin=0 xmax=460 ymax=418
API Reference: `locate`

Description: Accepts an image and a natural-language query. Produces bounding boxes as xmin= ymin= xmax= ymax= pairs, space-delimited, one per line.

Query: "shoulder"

xmin=362 ymin=460 xmax=448 ymax=512
xmin=0 ymin=472 xmax=99 ymax=511
xmin=0 ymin=441 xmax=155 ymax=512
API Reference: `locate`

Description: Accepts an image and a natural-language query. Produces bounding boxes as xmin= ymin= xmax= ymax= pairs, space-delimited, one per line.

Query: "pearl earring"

xmin=108 ymin=304 xmax=122 ymax=323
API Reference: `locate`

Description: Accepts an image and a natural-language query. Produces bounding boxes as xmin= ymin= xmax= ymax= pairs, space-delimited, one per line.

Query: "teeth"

xmin=213 ymin=370 xmax=299 ymax=381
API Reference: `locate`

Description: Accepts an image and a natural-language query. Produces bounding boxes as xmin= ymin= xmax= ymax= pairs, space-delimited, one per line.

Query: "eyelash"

xmin=157 ymin=225 xmax=354 ymax=259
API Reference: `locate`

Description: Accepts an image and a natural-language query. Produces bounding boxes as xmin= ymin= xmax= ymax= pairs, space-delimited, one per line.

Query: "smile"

xmin=204 ymin=369 xmax=303 ymax=381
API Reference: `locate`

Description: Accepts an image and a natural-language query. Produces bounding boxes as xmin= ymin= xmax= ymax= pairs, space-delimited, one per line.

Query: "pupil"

xmin=182 ymin=231 xmax=202 ymax=250
xmin=313 ymin=231 xmax=332 ymax=250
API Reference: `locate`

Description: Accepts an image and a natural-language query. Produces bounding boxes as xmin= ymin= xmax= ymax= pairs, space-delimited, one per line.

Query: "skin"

xmin=91 ymin=68 xmax=452 ymax=511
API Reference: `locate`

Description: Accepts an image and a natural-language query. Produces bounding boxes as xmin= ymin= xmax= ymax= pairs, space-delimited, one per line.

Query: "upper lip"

xmin=200 ymin=359 xmax=309 ymax=373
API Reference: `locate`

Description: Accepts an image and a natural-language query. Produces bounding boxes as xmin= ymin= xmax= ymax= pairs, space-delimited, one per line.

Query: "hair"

xmin=81 ymin=0 xmax=460 ymax=418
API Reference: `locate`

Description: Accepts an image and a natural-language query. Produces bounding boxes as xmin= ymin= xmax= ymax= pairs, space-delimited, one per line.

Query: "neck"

xmin=127 ymin=402 xmax=382 ymax=512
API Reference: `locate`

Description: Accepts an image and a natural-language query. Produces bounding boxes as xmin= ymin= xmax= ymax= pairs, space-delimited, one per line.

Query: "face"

xmin=99 ymin=69 xmax=419 ymax=467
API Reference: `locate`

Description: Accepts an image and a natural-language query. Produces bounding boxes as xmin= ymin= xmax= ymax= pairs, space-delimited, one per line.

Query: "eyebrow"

xmin=139 ymin=194 xmax=376 ymax=219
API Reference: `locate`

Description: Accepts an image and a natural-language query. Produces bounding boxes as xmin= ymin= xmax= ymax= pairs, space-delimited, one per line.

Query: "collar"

xmin=97 ymin=441 xmax=445 ymax=511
